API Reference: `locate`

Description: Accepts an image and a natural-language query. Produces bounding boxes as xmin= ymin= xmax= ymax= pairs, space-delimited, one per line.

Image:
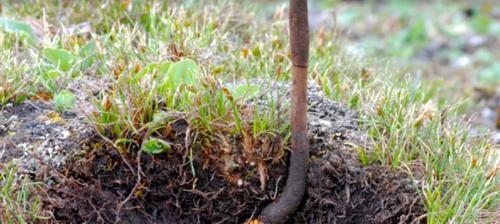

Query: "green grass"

xmin=329 ymin=0 xmax=500 ymax=110
xmin=0 ymin=0 xmax=497 ymax=223
xmin=0 ymin=163 xmax=47 ymax=224
xmin=311 ymin=29 xmax=497 ymax=223
xmin=0 ymin=32 xmax=33 ymax=107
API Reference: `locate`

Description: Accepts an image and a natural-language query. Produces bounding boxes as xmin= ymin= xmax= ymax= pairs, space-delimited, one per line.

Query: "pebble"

xmin=60 ymin=130 xmax=71 ymax=139
xmin=493 ymin=132 xmax=500 ymax=144
xmin=481 ymin=108 xmax=495 ymax=121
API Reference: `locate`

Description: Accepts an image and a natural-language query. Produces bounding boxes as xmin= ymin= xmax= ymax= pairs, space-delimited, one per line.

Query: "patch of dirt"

xmin=43 ymin=86 xmax=425 ymax=223
xmin=294 ymin=153 xmax=423 ymax=223
xmin=0 ymin=101 xmax=94 ymax=172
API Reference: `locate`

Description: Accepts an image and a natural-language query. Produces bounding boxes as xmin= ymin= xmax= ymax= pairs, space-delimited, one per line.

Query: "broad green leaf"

xmin=40 ymin=69 xmax=62 ymax=93
xmin=405 ymin=19 xmax=427 ymax=44
xmin=43 ymin=48 xmax=77 ymax=72
xmin=142 ymin=137 xmax=171 ymax=154
xmin=478 ymin=63 xmax=500 ymax=84
xmin=79 ymin=40 xmax=97 ymax=68
xmin=166 ymin=58 xmax=200 ymax=88
xmin=114 ymin=138 xmax=133 ymax=146
xmin=54 ymin=90 xmax=76 ymax=112
xmin=0 ymin=18 xmax=36 ymax=42
xmin=231 ymin=84 xmax=260 ymax=100
xmin=79 ymin=40 xmax=96 ymax=57
xmin=158 ymin=61 xmax=172 ymax=74
xmin=471 ymin=13 xmax=491 ymax=34
xmin=134 ymin=63 xmax=157 ymax=81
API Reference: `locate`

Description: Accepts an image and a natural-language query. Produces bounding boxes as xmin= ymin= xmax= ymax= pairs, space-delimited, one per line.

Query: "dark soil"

xmin=40 ymin=86 xmax=425 ymax=224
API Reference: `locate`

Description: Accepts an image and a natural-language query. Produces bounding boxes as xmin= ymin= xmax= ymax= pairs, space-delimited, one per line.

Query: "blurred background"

xmin=256 ymin=0 xmax=500 ymax=142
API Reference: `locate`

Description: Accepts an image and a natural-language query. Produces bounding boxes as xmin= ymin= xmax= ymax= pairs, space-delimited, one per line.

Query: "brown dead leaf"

xmin=246 ymin=219 xmax=264 ymax=224
xmin=258 ymin=161 xmax=267 ymax=191
xmin=32 ymin=90 xmax=53 ymax=101
xmin=242 ymin=127 xmax=255 ymax=161
xmin=102 ymin=95 xmax=112 ymax=111
xmin=169 ymin=43 xmax=184 ymax=60
xmin=113 ymin=64 xmax=125 ymax=79
xmin=414 ymin=102 xmax=436 ymax=127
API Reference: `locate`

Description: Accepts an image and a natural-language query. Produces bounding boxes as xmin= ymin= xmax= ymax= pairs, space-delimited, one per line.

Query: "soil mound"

xmin=41 ymin=86 xmax=424 ymax=223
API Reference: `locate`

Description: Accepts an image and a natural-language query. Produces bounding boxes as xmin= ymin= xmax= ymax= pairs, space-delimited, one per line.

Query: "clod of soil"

xmin=38 ymin=85 xmax=424 ymax=223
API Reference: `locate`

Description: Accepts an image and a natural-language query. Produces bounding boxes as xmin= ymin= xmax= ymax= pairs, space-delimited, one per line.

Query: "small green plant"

xmin=78 ymin=40 xmax=97 ymax=69
xmin=470 ymin=12 xmax=491 ymax=34
xmin=231 ymin=83 xmax=261 ymax=101
xmin=142 ymin=137 xmax=171 ymax=154
xmin=0 ymin=18 xmax=36 ymax=43
xmin=54 ymin=90 xmax=76 ymax=112
xmin=38 ymin=41 xmax=97 ymax=95
xmin=0 ymin=34 xmax=32 ymax=107
xmin=90 ymin=59 xmax=193 ymax=141
xmin=38 ymin=69 xmax=62 ymax=93
xmin=43 ymin=48 xmax=77 ymax=73
xmin=160 ymin=58 xmax=200 ymax=108
xmin=0 ymin=69 xmax=29 ymax=107
xmin=478 ymin=63 xmax=500 ymax=84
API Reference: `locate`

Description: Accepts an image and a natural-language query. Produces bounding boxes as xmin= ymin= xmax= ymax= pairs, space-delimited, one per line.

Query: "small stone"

xmin=60 ymin=130 xmax=71 ymax=139
xmin=18 ymin=143 xmax=30 ymax=149
xmin=493 ymin=132 xmax=500 ymax=145
xmin=452 ymin=56 xmax=471 ymax=68
xmin=481 ymin=108 xmax=495 ymax=121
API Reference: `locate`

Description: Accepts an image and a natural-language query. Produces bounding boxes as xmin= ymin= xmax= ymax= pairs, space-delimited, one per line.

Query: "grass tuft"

xmin=0 ymin=163 xmax=47 ymax=224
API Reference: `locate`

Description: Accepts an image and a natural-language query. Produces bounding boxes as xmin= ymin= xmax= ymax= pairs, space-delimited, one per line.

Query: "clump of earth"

xmin=1 ymin=83 xmax=425 ymax=223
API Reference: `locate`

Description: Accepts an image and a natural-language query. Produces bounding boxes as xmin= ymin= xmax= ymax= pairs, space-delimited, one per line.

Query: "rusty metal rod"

xmin=259 ymin=0 xmax=310 ymax=223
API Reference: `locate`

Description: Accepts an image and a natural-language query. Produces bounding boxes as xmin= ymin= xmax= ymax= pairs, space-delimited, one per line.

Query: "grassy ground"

xmin=0 ymin=0 xmax=498 ymax=223
xmin=327 ymin=0 xmax=500 ymax=132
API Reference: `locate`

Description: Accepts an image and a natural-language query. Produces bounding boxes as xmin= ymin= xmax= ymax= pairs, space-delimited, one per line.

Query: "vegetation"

xmin=0 ymin=0 xmax=497 ymax=223
xmin=0 ymin=163 xmax=46 ymax=224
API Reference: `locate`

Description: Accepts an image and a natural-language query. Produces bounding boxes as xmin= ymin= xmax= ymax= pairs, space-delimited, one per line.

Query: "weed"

xmin=0 ymin=163 xmax=47 ymax=224
xmin=0 ymin=33 xmax=33 ymax=107
xmin=312 ymin=30 xmax=497 ymax=223
xmin=54 ymin=89 xmax=76 ymax=112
